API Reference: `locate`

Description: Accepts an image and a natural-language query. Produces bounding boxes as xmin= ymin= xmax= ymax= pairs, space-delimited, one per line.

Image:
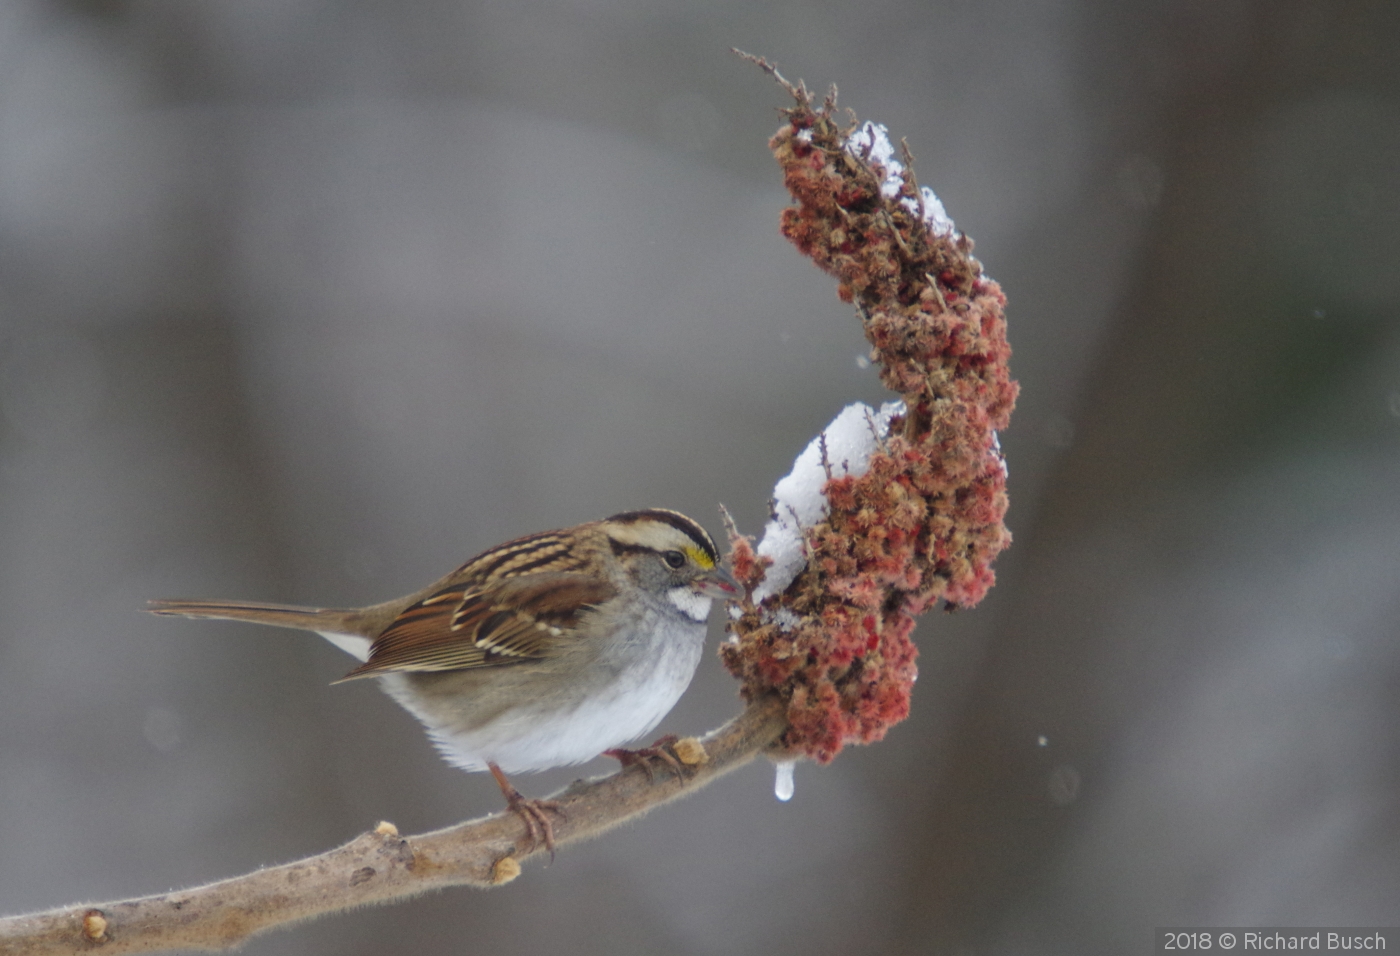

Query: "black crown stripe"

xmin=605 ymin=509 xmax=718 ymax=563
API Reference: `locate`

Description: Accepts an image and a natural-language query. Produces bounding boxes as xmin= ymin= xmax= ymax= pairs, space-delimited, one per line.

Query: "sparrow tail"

xmin=146 ymin=598 xmax=362 ymax=635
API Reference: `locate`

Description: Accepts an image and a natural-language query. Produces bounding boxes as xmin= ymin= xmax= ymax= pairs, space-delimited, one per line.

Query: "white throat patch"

xmin=667 ymin=587 xmax=713 ymax=623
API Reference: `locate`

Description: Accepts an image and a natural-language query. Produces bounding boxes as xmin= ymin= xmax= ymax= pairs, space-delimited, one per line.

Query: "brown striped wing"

xmin=337 ymin=571 xmax=616 ymax=680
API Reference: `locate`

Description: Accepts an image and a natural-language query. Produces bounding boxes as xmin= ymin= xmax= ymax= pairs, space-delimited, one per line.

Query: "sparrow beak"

xmin=695 ymin=564 xmax=742 ymax=600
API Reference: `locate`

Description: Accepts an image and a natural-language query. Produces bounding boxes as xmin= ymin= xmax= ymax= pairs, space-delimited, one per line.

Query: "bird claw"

xmin=489 ymin=763 xmax=566 ymax=861
xmin=604 ymin=735 xmax=688 ymax=783
xmin=506 ymin=794 xmax=565 ymax=860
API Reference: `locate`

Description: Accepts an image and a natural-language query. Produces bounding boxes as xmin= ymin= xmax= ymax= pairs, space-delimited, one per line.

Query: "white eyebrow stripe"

xmin=606 ymin=523 xmax=701 ymax=554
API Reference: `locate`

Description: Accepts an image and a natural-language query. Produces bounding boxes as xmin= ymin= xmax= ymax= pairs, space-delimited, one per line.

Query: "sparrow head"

xmin=602 ymin=509 xmax=740 ymax=621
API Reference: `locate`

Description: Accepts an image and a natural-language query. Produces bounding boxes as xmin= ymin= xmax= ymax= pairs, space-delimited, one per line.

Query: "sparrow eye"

xmin=662 ymin=550 xmax=686 ymax=570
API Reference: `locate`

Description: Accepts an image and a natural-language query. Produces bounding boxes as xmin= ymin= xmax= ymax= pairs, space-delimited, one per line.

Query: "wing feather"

xmin=337 ymin=572 xmax=615 ymax=680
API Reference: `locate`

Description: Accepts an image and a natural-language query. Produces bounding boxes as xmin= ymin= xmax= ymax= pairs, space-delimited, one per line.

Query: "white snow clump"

xmin=845 ymin=121 xmax=955 ymax=236
xmin=753 ymin=399 xmax=905 ymax=604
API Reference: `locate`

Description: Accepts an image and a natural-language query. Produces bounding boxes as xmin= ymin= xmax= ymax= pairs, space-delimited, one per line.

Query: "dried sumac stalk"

xmin=724 ymin=60 xmax=1017 ymax=763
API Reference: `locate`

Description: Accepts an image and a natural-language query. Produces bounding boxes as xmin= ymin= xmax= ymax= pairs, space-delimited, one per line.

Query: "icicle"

xmin=774 ymin=760 xmax=796 ymax=801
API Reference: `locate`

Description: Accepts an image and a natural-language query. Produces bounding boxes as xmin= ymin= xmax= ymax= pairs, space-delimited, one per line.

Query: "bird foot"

xmin=506 ymin=793 xmax=564 ymax=858
xmin=489 ymin=763 xmax=565 ymax=859
xmin=604 ymin=735 xmax=688 ymax=783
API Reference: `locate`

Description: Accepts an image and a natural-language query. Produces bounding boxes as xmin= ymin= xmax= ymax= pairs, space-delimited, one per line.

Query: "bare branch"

xmin=730 ymin=49 xmax=805 ymax=100
xmin=0 ymin=699 xmax=787 ymax=956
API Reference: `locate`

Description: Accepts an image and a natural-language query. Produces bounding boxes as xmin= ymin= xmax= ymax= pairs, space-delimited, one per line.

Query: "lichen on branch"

xmin=724 ymin=56 xmax=1018 ymax=764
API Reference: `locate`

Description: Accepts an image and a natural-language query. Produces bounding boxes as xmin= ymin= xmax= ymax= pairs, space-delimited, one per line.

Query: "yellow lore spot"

xmin=374 ymin=820 xmax=399 ymax=837
xmin=685 ymin=547 xmax=715 ymax=570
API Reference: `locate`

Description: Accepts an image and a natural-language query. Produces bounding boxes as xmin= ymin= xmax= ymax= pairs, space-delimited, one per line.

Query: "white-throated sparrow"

xmin=149 ymin=509 xmax=739 ymax=851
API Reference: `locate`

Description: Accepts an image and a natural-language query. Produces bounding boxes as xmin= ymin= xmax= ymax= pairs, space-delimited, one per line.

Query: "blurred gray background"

xmin=2 ymin=1 xmax=1399 ymax=953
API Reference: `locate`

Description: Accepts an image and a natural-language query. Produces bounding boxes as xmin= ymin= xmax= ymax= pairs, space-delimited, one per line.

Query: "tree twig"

xmin=0 ymin=698 xmax=787 ymax=956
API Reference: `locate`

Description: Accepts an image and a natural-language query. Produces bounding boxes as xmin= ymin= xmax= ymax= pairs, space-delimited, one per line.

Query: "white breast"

xmin=377 ymin=615 xmax=709 ymax=775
